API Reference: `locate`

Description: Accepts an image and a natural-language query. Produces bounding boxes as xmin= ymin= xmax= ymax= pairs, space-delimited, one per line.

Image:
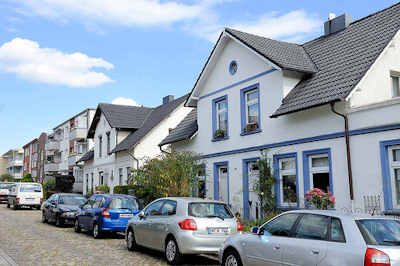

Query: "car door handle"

xmin=274 ymin=245 xmax=280 ymax=250
xmin=311 ymin=249 xmax=319 ymax=255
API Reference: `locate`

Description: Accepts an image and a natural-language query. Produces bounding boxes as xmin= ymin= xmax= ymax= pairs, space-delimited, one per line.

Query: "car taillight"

xmin=237 ymin=221 xmax=243 ymax=232
xmin=365 ymin=248 xmax=390 ymax=266
xmin=102 ymin=208 xmax=110 ymax=218
xmin=16 ymin=197 xmax=20 ymax=203
xmin=178 ymin=219 xmax=197 ymax=231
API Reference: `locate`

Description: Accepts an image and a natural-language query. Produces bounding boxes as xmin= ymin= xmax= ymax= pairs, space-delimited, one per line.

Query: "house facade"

xmin=160 ymin=5 xmax=400 ymax=219
xmin=2 ymin=149 xmax=24 ymax=180
xmin=44 ymin=108 xmax=95 ymax=192
xmin=79 ymin=95 xmax=192 ymax=195
xmin=23 ymin=133 xmax=48 ymax=182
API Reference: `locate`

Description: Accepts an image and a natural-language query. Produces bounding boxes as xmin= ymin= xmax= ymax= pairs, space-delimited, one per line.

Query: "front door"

xmin=248 ymin=161 xmax=260 ymax=220
xmin=219 ymin=166 xmax=228 ymax=203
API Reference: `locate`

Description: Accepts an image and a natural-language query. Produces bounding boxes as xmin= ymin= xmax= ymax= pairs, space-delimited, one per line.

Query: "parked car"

xmin=219 ymin=210 xmax=400 ymax=266
xmin=7 ymin=182 xmax=43 ymax=210
xmin=42 ymin=193 xmax=87 ymax=227
xmin=0 ymin=182 xmax=14 ymax=203
xmin=74 ymin=194 xmax=141 ymax=238
xmin=125 ymin=197 xmax=243 ymax=265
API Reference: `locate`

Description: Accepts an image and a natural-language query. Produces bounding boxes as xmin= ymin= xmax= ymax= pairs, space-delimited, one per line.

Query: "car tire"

xmin=13 ymin=202 xmax=18 ymax=210
xmin=92 ymin=223 xmax=102 ymax=239
xmin=35 ymin=206 xmax=41 ymax=210
xmin=222 ymin=249 xmax=243 ymax=266
xmin=6 ymin=202 xmax=10 ymax=208
xmin=42 ymin=212 xmax=47 ymax=223
xmin=126 ymin=229 xmax=137 ymax=251
xmin=55 ymin=215 xmax=64 ymax=227
xmin=74 ymin=219 xmax=81 ymax=233
xmin=165 ymin=237 xmax=182 ymax=265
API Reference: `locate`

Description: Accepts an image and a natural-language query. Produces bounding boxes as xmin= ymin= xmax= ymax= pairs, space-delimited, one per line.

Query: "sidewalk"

xmin=0 ymin=248 xmax=17 ymax=266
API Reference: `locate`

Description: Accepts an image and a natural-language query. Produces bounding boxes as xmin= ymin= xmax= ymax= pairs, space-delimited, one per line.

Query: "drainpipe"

xmin=159 ymin=145 xmax=171 ymax=154
xmin=330 ymin=102 xmax=354 ymax=200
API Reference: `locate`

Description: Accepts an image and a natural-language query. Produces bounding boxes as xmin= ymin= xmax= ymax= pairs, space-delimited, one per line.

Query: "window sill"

xmin=240 ymin=129 xmax=262 ymax=136
xmin=212 ymin=137 xmax=229 ymax=142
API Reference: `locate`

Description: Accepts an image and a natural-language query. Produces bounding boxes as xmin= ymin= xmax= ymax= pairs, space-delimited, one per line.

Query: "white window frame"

xmin=309 ymin=154 xmax=330 ymax=192
xmin=391 ymin=74 xmax=400 ymax=98
xmin=245 ymin=89 xmax=259 ymax=124
xmin=216 ymin=99 xmax=227 ymax=131
xmin=279 ymin=157 xmax=297 ymax=207
xmin=389 ymin=145 xmax=400 ymax=209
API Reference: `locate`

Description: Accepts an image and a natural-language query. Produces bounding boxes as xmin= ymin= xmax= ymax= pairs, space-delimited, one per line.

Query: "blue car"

xmin=74 ymin=194 xmax=141 ymax=238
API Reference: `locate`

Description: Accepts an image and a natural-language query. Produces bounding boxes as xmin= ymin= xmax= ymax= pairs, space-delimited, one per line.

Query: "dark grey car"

xmin=219 ymin=210 xmax=400 ymax=266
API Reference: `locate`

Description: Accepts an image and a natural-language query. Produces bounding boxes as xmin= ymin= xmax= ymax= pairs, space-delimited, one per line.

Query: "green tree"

xmin=0 ymin=173 xmax=14 ymax=182
xmin=129 ymin=151 xmax=203 ymax=204
xmin=21 ymin=173 xmax=34 ymax=182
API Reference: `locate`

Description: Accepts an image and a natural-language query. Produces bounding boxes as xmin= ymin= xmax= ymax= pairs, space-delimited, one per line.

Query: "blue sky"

xmin=0 ymin=0 xmax=398 ymax=153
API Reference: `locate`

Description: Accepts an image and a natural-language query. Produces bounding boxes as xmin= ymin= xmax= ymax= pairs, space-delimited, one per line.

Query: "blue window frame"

xmin=213 ymin=161 xmax=229 ymax=204
xmin=274 ymin=153 xmax=299 ymax=210
xmin=240 ymin=84 xmax=261 ymax=136
xmin=303 ymin=148 xmax=333 ymax=196
xmin=212 ymin=95 xmax=229 ymax=141
xmin=380 ymin=139 xmax=400 ymax=210
xmin=242 ymin=157 xmax=260 ymax=220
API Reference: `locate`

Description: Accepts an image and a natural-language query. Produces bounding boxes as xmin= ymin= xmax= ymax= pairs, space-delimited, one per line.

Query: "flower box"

xmin=214 ymin=129 xmax=227 ymax=139
xmin=245 ymin=122 xmax=259 ymax=132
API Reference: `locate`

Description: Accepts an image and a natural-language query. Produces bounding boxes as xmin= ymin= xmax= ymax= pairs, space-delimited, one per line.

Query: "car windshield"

xmin=58 ymin=195 xmax=87 ymax=206
xmin=188 ymin=202 xmax=233 ymax=219
xmin=108 ymin=198 xmax=139 ymax=210
xmin=0 ymin=184 xmax=12 ymax=189
xmin=357 ymin=219 xmax=400 ymax=246
xmin=20 ymin=184 xmax=42 ymax=192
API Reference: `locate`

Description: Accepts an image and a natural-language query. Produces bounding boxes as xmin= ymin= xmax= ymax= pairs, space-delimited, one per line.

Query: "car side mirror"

xmin=138 ymin=211 xmax=145 ymax=219
xmin=251 ymin=227 xmax=259 ymax=234
xmin=257 ymin=227 xmax=265 ymax=235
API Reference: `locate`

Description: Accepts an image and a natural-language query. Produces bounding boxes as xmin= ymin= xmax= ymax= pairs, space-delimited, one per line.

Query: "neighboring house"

xmin=2 ymin=149 xmax=24 ymax=180
xmin=37 ymin=133 xmax=48 ymax=183
xmin=23 ymin=138 xmax=38 ymax=180
xmin=160 ymin=4 xmax=400 ymax=219
xmin=44 ymin=108 xmax=95 ymax=192
xmin=79 ymin=94 xmax=192 ymax=195
xmin=0 ymin=156 xmax=8 ymax=176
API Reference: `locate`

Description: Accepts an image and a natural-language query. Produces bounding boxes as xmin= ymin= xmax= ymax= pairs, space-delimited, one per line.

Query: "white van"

xmin=7 ymin=182 xmax=43 ymax=210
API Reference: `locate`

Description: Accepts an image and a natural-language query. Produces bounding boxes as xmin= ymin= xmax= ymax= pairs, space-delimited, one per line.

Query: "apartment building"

xmin=2 ymin=149 xmax=24 ymax=180
xmin=44 ymin=108 xmax=95 ymax=192
xmin=0 ymin=156 xmax=7 ymax=176
xmin=23 ymin=133 xmax=47 ymax=182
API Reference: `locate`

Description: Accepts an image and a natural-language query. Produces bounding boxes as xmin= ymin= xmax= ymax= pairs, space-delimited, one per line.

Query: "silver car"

xmin=125 ymin=197 xmax=242 ymax=264
xmin=219 ymin=210 xmax=400 ymax=266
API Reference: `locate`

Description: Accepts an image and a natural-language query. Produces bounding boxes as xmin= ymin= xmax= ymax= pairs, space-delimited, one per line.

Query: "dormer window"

xmin=391 ymin=74 xmax=400 ymax=98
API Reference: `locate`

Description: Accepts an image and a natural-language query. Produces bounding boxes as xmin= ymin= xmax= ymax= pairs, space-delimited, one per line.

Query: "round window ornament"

xmin=229 ymin=61 xmax=238 ymax=75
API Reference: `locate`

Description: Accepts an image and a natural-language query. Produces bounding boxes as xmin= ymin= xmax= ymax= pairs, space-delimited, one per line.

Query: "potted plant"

xmin=214 ymin=129 xmax=226 ymax=139
xmin=245 ymin=122 xmax=259 ymax=132
xmin=305 ymin=188 xmax=335 ymax=210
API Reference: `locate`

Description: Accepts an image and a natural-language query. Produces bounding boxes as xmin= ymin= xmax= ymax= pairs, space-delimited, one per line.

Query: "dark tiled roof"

xmin=225 ymin=28 xmax=318 ymax=74
xmin=111 ymin=94 xmax=189 ymax=153
xmin=272 ymin=3 xmax=400 ymax=117
xmin=76 ymin=149 xmax=94 ymax=163
xmin=87 ymin=104 xmax=153 ymax=138
xmin=159 ymin=109 xmax=198 ymax=146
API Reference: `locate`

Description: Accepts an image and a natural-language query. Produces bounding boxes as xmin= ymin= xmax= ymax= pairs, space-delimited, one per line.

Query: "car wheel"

xmin=222 ymin=249 xmax=243 ymax=266
xmin=6 ymin=202 xmax=10 ymax=208
xmin=35 ymin=206 xmax=41 ymax=210
xmin=165 ymin=237 xmax=182 ymax=265
xmin=92 ymin=223 xmax=102 ymax=239
xmin=55 ymin=215 xmax=64 ymax=227
xmin=42 ymin=212 xmax=47 ymax=223
xmin=13 ymin=202 xmax=18 ymax=210
xmin=126 ymin=229 xmax=137 ymax=251
xmin=74 ymin=219 xmax=81 ymax=233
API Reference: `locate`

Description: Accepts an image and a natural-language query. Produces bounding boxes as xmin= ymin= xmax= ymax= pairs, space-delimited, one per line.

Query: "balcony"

xmin=69 ymin=128 xmax=87 ymax=140
xmin=68 ymin=153 xmax=83 ymax=166
xmin=46 ymin=141 xmax=60 ymax=151
xmin=44 ymin=162 xmax=59 ymax=172
xmin=6 ymin=160 xmax=23 ymax=168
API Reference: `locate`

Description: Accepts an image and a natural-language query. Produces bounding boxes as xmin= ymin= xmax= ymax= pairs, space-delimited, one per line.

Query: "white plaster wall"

xmin=349 ymin=30 xmax=400 ymax=107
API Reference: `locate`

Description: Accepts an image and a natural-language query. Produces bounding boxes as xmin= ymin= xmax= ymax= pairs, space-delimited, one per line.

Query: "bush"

xmin=0 ymin=173 xmax=14 ymax=182
xmin=113 ymin=185 xmax=136 ymax=195
xmin=21 ymin=173 xmax=34 ymax=182
xmin=43 ymin=179 xmax=56 ymax=199
xmin=95 ymin=185 xmax=110 ymax=194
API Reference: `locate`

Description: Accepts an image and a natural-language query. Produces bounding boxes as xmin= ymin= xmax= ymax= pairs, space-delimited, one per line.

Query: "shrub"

xmin=113 ymin=185 xmax=136 ymax=195
xmin=43 ymin=179 xmax=56 ymax=199
xmin=0 ymin=173 xmax=14 ymax=182
xmin=95 ymin=185 xmax=110 ymax=194
xmin=21 ymin=173 xmax=34 ymax=182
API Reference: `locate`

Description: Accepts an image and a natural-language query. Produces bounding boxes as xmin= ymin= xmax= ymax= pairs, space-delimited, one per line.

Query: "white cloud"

xmin=0 ymin=38 xmax=114 ymax=87
xmin=112 ymin=97 xmax=139 ymax=106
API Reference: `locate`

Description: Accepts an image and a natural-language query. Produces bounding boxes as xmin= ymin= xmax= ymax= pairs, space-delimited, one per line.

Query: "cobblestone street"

xmin=0 ymin=204 xmax=219 ymax=266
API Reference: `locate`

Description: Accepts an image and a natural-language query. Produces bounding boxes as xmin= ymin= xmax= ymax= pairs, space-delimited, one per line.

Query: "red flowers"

xmin=305 ymin=188 xmax=335 ymax=209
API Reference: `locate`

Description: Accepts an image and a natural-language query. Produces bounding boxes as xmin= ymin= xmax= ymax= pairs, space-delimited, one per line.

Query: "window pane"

xmin=247 ymin=104 xmax=259 ymax=123
xmin=160 ymin=201 xmax=177 ymax=216
xmin=313 ymin=172 xmax=330 ymax=193
xmin=246 ymin=90 xmax=258 ymax=102
xmin=392 ymin=76 xmax=400 ymax=98
xmin=217 ymin=100 xmax=226 ymax=111
xmin=188 ymin=202 xmax=233 ymax=218
xmin=312 ymin=157 xmax=329 ymax=168
xmin=281 ymin=159 xmax=295 ymax=170
xmin=295 ymin=214 xmax=329 ymax=240
xmin=145 ymin=201 xmax=164 ymax=216
xmin=282 ymin=175 xmax=297 ymax=203
xmin=357 ymin=219 xmax=400 ymax=246
xmin=262 ymin=213 xmax=299 ymax=237
xmin=331 ymin=218 xmax=346 ymax=242
xmin=393 ymin=149 xmax=400 ymax=162
xmin=218 ymin=113 xmax=227 ymax=131
xmin=395 ymin=169 xmax=400 ymax=205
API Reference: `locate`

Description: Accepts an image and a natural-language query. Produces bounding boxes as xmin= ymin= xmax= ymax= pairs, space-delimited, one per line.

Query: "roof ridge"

xmin=99 ymin=102 xmax=153 ymax=110
xmin=225 ymin=27 xmax=302 ymax=46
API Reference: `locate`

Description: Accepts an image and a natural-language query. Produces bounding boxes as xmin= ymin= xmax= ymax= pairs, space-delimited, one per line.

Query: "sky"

xmin=0 ymin=0 xmax=398 ymax=154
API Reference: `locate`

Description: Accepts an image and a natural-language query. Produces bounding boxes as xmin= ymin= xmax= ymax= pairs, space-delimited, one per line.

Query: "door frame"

xmin=213 ymin=161 xmax=229 ymax=204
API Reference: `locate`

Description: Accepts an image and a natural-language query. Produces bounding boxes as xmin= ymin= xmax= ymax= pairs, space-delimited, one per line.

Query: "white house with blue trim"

xmin=160 ymin=4 xmax=400 ymax=220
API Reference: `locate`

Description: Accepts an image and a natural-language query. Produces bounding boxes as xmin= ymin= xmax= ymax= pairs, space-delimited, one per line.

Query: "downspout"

xmin=330 ymin=102 xmax=354 ymax=200
xmin=159 ymin=145 xmax=171 ymax=154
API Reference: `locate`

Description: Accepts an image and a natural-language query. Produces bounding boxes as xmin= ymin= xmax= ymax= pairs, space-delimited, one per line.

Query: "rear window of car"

xmin=188 ymin=202 xmax=233 ymax=219
xmin=58 ymin=195 xmax=86 ymax=205
xmin=108 ymin=197 xmax=139 ymax=210
xmin=357 ymin=219 xmax=400 ymax=246
xmin=0 ymin=184 xmax=12 ymax=189
xmin=20 ymin=184 xmax=42 ymax=192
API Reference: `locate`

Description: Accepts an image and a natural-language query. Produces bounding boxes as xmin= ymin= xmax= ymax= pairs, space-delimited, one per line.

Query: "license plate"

xmin=208 ymin=228 xmax=230 ymax=234
xmin=119 ymin=213 xmax=133 ymax=218
xmin=26 ymin=198 xmax=34 ymax=201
